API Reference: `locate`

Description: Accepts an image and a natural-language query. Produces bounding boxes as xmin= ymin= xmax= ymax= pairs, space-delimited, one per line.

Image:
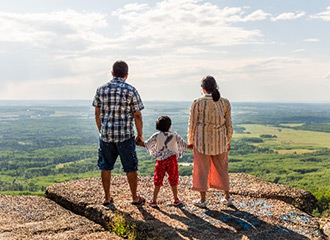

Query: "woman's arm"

xmin=187 ymin=101 xmax=198 ymax=145
xmin=224 ymin=99 xmax=233 ymax=144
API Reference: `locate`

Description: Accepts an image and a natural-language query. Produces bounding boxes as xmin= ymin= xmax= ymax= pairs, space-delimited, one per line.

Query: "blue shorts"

xmin=98 ymin=137 xmax=138 ymax=172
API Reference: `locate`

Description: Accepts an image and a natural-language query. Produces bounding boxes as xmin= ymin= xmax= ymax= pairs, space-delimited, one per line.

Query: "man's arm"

xmin=133 ymin=111 xmax=143 ymax=142
xmin=95 ymin=107 xmax=101 ymax=132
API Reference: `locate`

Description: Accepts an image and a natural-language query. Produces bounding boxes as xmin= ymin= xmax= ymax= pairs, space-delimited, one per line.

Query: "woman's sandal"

xmin=131 ymin=196 xmax=145 ymax=205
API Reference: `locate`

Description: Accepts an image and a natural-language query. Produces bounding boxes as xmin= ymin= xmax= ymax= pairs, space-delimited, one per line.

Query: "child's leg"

xmin=171 ymin=185 xmax=178 ymax=201
xmin=153 ymin=160 xmax=165 ymax=202
xmin=153 ymin=185 xmax=161 ymax=202
xmin=166 ymin=155 xmax=179 ymax=201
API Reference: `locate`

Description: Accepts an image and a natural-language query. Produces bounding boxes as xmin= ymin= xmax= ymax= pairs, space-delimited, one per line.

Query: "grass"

xmin=276 ymin=149 xmax=316 ymax=154
xmin=110 ymin=213 xmax=137 ymax=239
xmin=29 ymin=171 xmax=100 ymax=185
xmin=1 ymin=191 xmax=45 ymax=196
xmin=235 ymin=124 xmax=330 ymax=150
xmin=279 ymin=123 xmax=304 ymax=127
xmin=55 ymin=158 xmax=92 ymax=169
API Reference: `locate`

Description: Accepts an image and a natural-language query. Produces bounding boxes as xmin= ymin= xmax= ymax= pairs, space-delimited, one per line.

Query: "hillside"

xmin=1 ymin=174 xmax=329 ymax=239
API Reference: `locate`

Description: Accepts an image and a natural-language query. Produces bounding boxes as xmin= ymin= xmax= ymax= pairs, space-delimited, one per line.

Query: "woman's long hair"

xmin=201 ymin=76 xmax=220 ymax=102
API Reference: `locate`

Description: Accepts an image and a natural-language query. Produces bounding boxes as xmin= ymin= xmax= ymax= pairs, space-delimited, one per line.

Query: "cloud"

xmin=223 ymin=57 xmax=302 ymax=75
xmin=323 ymin=73 xmax=330 ymax=80
xmin=0 ymin=10 xmax=109 ymax=49
xmin=271 ymin=11 xmax=305 ymax=21
xmin=0 ymin=1 xmax=268 ymax=61
xmin=303 ymin=38 xmax=319 ymax=42
xmin=310 ymin=6 xmax=330 ymax=21
xmin=2 ymin=0 xmax=329 ymax=102
xmin=112 ymin=0 xmax=265 ymax=49
xmin=292 ymin=49 xmax=305 ymax=53
xmin=241 ymin=10 xmax=271 ymax=22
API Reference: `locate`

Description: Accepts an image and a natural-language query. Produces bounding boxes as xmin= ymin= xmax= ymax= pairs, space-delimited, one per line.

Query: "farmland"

xmin=0 ymin=101 xmax=329 ymax=215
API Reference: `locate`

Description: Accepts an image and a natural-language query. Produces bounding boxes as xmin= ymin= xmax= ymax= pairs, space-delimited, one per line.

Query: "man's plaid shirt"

xmin=92 ymin=77 xmax=144 ymax=143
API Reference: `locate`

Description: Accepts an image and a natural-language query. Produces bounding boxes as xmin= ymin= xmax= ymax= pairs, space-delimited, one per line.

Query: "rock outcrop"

xmin=43 ymin=174 xmax=327 ymax=239
xmin=0 ymin=174 xmax=328 ymax=239
xmin=229 ymin=173 xmax=318 ymax=213
xmin=0 ymin=194 xmax=120 ymax=240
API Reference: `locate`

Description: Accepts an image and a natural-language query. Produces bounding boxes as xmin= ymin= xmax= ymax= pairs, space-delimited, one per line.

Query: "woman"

xmin=187 ymin=76 xmax=233 ymax=207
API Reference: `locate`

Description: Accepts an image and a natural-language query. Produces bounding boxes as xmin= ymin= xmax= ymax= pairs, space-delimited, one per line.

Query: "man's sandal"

xmin=131 ymin=196 xmax=145 ymax=205
xmin=102 ymin=197 xmax=114 ymax=206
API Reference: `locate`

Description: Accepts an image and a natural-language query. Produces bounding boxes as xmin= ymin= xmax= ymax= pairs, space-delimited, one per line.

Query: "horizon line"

xmin=1 ymin=99 xmax=330 ymax=104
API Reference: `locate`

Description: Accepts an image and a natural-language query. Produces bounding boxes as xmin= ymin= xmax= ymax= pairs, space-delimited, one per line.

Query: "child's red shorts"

xmin=154 ymin=155 xmax=179 ymax=186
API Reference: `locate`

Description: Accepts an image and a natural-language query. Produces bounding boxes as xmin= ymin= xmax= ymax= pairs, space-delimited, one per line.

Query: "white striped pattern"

xmin=188 ymin=95 xmax=233 ymax=155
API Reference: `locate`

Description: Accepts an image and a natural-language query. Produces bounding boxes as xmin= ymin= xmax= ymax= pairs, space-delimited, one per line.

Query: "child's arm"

xmin=143 ymin=133 xmax=158 ymax=157
xmin=174 ymin=132 xmax=190 ymax=157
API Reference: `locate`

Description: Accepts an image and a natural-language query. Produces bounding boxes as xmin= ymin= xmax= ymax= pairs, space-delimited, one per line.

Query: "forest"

xmin=0 ymin=100 xmax=329 ymax=216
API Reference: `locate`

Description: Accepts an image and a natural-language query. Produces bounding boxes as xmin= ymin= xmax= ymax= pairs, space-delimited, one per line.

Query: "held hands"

xmin=135 ymin=135 xmax=145 ymax=147
xmin=187 ymin=144 xmax=194 ymax=150
xmin=135 ymin=135 xmax=143 ymax=143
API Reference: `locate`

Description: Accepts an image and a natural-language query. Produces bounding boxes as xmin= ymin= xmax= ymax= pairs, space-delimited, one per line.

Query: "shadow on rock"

xmin=135 ymin=205 xmax=186 ymax=240
xmin=156 ymin=205 xmax=236 ymax=239
xmin=205 ymin=209 xmax=311 ymax=240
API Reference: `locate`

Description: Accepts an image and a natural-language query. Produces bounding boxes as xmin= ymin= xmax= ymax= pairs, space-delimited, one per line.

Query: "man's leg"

xmin=101 ymin=170 xmax=112 ymax=203
xmin=126 ymin=171 xmax=139 ymax=202
xmin=98 ymin=140 xmax=117 ymax=204
xmin=118 ymin=137 xmax=143 ymax=203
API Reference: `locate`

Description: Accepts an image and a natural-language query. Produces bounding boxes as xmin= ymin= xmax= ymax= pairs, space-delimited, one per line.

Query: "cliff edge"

xmin=0 ymin=173 xmax=328 ymax=239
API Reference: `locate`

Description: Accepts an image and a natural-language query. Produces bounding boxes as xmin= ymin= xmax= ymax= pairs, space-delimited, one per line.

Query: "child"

xmin=137 ymin=116 xmax=192 ymax=207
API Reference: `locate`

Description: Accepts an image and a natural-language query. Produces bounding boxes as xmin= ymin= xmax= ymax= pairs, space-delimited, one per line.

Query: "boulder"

xmin=229 ymin=173 xmax=318 ymax=213
xmin=320 ymin=218 xmax=330 ymax=239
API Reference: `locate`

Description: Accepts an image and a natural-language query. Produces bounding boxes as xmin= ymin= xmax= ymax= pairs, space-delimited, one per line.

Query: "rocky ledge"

xmin=43 ymin=173 xmax=328 ymax=240
xmin=0 ymin=194 xmax=121 ymax=240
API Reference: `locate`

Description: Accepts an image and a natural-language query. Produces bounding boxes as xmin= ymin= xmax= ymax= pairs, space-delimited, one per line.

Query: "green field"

xmin=235 ymin=124 xmax=330 ymax=150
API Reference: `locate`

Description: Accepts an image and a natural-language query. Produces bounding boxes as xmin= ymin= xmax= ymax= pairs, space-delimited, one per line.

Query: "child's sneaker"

xmin=221 ymin=197 xmax=233 ymax=207
xmin=148 ymin=201 xmax=157 ymax=207
xmin=193 ymin=199 xmax=207 ymax=208
xmin=173 ymin=199 xmax=182 ymax=206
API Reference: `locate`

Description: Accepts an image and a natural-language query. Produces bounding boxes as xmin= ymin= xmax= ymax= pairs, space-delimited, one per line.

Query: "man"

xmin=92 ymin=60 xmax=145 ymax=205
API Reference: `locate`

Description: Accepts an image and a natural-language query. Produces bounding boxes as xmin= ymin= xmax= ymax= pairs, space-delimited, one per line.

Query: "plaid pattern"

xmin=92 ymin=77 xmax=144 ymax=143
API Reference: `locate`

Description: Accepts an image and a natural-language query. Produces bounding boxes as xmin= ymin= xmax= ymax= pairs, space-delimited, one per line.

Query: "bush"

xmin=292 ymin=168 xmax=318 ymax=174
xmin=260 ymin=134 xmax=277 ymax=138
xmin=241 ymin=137 xmax=264 ymax=143
xmin=300 ymin=158 xmax=321 ymax=162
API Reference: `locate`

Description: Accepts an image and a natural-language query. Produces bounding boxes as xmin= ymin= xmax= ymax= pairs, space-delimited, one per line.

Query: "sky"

xmin=0 ymin=0 xmax=330 ymax=102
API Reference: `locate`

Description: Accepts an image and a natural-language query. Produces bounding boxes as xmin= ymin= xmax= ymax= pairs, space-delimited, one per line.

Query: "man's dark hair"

xmin=112 ymin=60 xmax=128 ymax=78
xmin=156 ymin=116 xmax=172 ymax=132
